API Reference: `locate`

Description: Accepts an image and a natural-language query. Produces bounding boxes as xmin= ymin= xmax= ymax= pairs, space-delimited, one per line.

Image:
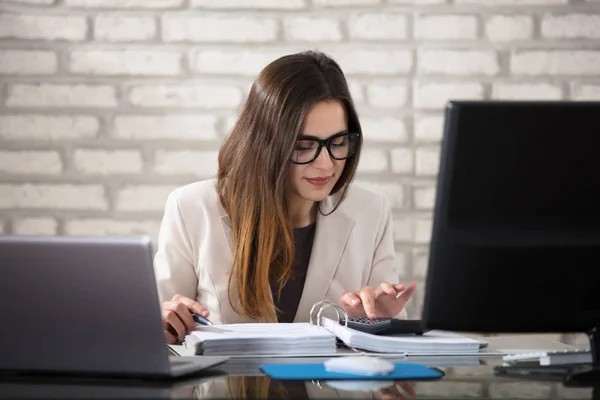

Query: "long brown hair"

xmin=216 ymin=50 xmax=363 ymax=322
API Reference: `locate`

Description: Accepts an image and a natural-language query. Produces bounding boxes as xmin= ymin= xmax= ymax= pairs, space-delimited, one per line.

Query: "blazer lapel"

xmin=294 ymin=194 xmax=355 ymax=322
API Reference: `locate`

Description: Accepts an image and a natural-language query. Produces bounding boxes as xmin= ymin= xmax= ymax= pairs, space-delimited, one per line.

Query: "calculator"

xmin=340 ymin=317 xmax=430 ymax=335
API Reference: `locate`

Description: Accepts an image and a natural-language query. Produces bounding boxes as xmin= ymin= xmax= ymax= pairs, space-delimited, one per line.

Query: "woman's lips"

xmin=305 ymin=177 xmax=331 ymax=187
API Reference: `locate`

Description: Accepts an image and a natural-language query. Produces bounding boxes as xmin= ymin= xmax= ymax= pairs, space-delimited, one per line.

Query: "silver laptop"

xmin=0 ymin=235 xmax=228 ymax=378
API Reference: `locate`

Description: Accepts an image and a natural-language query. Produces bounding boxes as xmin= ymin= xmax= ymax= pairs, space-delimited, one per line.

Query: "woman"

xmin=154 ymin=50 xmax=416 ymax=344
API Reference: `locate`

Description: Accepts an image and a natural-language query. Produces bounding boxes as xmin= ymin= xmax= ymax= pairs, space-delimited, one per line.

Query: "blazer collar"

xmin=218 ymin=193 xmax=354 ymax=322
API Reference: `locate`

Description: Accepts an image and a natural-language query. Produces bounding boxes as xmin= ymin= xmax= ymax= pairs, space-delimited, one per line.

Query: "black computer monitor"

xmin=422 ymin=101 xmax=600 ymax=380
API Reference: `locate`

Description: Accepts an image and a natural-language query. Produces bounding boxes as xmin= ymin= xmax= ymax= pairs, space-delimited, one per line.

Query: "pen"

xmin=192 ymin=313 xmax=213 ymax=326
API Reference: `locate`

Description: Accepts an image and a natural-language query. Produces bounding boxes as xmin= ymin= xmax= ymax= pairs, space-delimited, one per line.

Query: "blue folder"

xmin=260 ymin=362 xmax=444 ymax=381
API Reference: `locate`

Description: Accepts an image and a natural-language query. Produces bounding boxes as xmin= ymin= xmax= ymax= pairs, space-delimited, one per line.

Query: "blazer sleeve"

xmin=366 ymin=195 xmax=408 ymax=319
xmin=153 ymin=191 xmax=198 ymax=304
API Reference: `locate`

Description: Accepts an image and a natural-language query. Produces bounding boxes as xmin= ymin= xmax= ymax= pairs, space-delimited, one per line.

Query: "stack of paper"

xmin=184 ymin=323 xmax=337 ymax=356
xmin=322 ymin=318 xmax=481 ymax=355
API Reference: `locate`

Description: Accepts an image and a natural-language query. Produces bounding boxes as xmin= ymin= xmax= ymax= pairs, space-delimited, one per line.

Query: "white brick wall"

xmin=65 ymin=219 xmax=160 ymax=238
xmin=73 ymin=149 xmax=143 ymax=175
xmin=390 ymin=148 xmax=414 ymax=174
xmin=348 ymin=13 xmax=408 ymax=40
xmin=414 ymin=81 xmax=485 ymax=109
xmin=413 ymin=185 xmax=436 ymax=210
xmin=419 ymin=50 xmax=500 ymax=76
xmin=541 ymin=14 xmax=600 ymax=39
xmin=415 ymin=147 xmax=440 ymax=176
xmin=492 ymin=83 xmax=562 ymax=100
xmin=116 ymin=185 xmax=178 ymax=211
xmin=365 ymin=82 xmax=408 ymax=108
xmin=128 ymin=83 xmax=242 ymax=109
xmin=0 ymin=151 xmax=63 ymax=175
xmin=0 ymin=14 xmax=87 ymax=41
xmin=393 ymin=217 xmax=413 ymax=242
xmin=412 ymin=248 xmax=429 ymax=278
xmin=14 ymin=218 xmax=58 ymax=235
xmin=415 ymin=218 xmax=432 ymax=243
xmin=314 ymin=0 xmax=379 ymax=6
xmin=456 ymin=0 xmax=566 ymax=4
xmin=0 ymin=0 xmax=597 ymax=327
xmin=0 ymin=50 xmax=57 ymax=75
xmin=334 ymin=49 xmax=413 ymax=75
xmin=485 ymin=15 xmax=534 ymax=41
xmin=361 ymin=117 xmax=408 ymax=142
xmin=355 ymin=180 xmax=405 ymax=209
xmin=191 ymin=0 xmax=305 ymax=9
xmin=284 ymin=16 xmax=343 ymax=42
xmin=511 ymin=51 xmax=600 ymax=76
xmin=6 ymin=84 xmax=118 ymax=108
xmin=154 ymin=150 xmax=219 ymax=177
xmin=70 ymin=50 xmax=181 ymax=76
xmin=113 ymin=115 xmax=218 ymax=140
xmin=11 ymin=0 xmax=55 ymax=4
xmin=0 ymin=184 xmax=107 ymax=210
xmin=163 ymin=14 xmax=278 ymax=42
xmin=95 ymin=15 xmax=157 ymax=42
xmin=357 ymin=148 xmax=388 ymax=173
xmin=415 ymin=15 xmax=478 ymax=40
xmin=572 ymin=83 xmax=600 ymax=100
xmin=191 ymin=48 xmax=298 ymax=76
xmin=65 ymin=0 xmax=183 ymax=8
xmin=0 ymin=115 xmax=99 ymax=140
xmin=414 ymin=115 xmax=444 ymax=142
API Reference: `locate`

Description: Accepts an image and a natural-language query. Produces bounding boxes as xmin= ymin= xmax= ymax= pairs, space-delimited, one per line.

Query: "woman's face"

xmin=288 ymin=100 xmax=349 ymax=204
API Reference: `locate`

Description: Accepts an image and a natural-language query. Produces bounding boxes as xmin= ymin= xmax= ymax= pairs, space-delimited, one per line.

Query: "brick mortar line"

xmin=0 ymin=74 xmax=596 ymax=84
xmin=3 ymin=2 xmax=600 ymax=14
xmin=0 ymin=42 xmax=559 ymax=56
xmin=0 ymin=174 xmax=214 ymax=184
xmin=0 ymin=107 xmax=408 ymax=116
xmin=0 ymin=80 xmax=7 ymax=106
xmin=0 ymin=178 xmax=430 ymax=192
xmin=98 ymin=107 xmax=414 ymax=118
xmin=0 ymin=139 xmax=225 ymax=148
xmin=0 ymin=104 xmax=243 ymax=113
xmin=0 ymin=1 xmax=185 ymax=13
xmin=2 ymin=2 xmax=600 ymax=16
xmin=0 ymin=209 xmax=164 ymax=219
xmin=0 ymin=76 xmax=254 ymax=85
xmin=7 ymin=40 xmax=600 ymax=50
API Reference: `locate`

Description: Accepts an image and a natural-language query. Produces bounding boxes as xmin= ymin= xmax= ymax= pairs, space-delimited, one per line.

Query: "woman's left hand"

xmin=339 ymin=281 xmax=417 ymax=319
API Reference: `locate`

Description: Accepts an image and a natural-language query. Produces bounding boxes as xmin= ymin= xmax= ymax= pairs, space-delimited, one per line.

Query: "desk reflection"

xmin=0 ymin=364 xmax=595 ymax=400
xmin=175 ymin=376 xmax=417 ymax=400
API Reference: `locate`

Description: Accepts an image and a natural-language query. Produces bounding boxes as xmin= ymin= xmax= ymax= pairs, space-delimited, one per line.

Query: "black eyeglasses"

xmin=291 ymin=132 xmax=360 ymax=165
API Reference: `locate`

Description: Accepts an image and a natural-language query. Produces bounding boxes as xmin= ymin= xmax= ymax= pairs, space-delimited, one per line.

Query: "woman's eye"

xmin=331 ymin=138 xmax=348 ymax=147
xmin=295 ymin=141 xmax=315 ymax=150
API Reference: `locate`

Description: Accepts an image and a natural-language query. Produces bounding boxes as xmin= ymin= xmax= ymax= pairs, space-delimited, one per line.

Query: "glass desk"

xmin=0 ymin=334 xmax=595 ymax=400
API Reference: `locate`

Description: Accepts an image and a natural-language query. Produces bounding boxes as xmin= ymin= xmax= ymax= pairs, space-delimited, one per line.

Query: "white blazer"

xmin=153 ymin=179 xmax=405 ymax=324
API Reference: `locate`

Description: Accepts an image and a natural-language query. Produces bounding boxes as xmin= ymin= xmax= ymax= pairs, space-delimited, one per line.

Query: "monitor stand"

xmin=494 ymin=326 xmax=599 ymax=399
xmin=563 ymin=326 xmax=599 ymax=386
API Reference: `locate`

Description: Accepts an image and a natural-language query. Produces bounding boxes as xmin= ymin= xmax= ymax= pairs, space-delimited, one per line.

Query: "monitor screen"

xmin=423 ymin=101 xmax=600 ymax=334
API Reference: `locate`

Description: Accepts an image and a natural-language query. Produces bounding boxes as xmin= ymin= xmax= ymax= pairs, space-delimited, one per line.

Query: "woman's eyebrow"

xmin=298 ymin=130 xmax=349 ymax=140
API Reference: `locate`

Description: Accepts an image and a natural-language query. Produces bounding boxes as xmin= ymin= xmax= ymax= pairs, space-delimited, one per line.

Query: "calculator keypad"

xmin=349 ymin=317 xmax=387 ymax=324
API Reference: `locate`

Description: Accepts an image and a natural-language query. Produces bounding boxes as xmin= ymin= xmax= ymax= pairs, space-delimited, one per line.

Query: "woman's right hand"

xmin=161 ymin=294 xmax=209 ymax=344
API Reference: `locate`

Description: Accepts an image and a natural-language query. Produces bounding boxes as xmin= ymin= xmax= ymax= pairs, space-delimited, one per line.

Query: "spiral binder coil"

xmin=309 ymin=300 xmax=349 ymax=328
